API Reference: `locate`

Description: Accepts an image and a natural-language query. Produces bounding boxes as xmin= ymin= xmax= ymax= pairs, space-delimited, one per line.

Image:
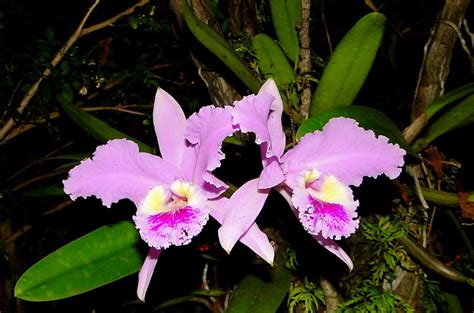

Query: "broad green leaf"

xmin=59 ymin=95 xmax=153 ymax=153
xmin=23 ymin=185 xmax=65 ymax=197
xmin=310 ymin=13 xmax=386 ymax=116
xmin=15 ymin=221 xmax=142 ymax=301
xmin=226 ymin=266 xmax=291 ymax=313
xmin=252 ymin=34 xmax=299 ymax=107
xmin=297 ymin=106 xmax=413 ymax=154
xmin=182 ymin=0 xmax=261 ymax=93
xmin=412 ymin=93 xmax=474 ymax=152
xmin=269 ymin=0 xmax=301 ymax=63
xmin=425 ymin=82 xmax=474 ymax=119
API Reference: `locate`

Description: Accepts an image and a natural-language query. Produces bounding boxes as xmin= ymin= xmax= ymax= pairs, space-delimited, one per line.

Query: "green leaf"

xmin=297 ymin=106 xmax=413 ymax=154
xmin=226 ymin=266 xmax=291 ymax=312
xmin=59 ymin=96 xmax=153 ymax=153
xmin=269 ymin=0 xmax=301 ymax=63
xmin=253 ymin=34 xmax=295 ymax=87
xmin=182 ymin=0 xmax=261 ymax=93
xmin=15 ymin=221 xmax=143 ymax=301
xmin=425 ymin=82 xmax=474 ymax=119
xmin=252 ymin=34 xmax=299 ymax=106
xmin=420 ymin=187 xmax=474 ymax=207
xmin=23 ymin=185 xmax=65 ymax=197
xmin=129 ymin=15 xmax=139 ymax=30
xmin=45 ymin=26 xmax=55 ymax=42
xmin=310 ymin=13 xmax=386 ymax=116
xmin=412 ymin=93 xmax=474 ymax=152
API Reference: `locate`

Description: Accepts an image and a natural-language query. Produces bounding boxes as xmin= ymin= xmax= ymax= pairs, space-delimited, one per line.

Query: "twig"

xmin=298 ymin=0 xmax=312 ymax=120
xmin=42 ymin=199 xmax=74 ymax=216
xmin=0 ymin=0 xmax=101 ymax=141
xmin=4 ymin=200 xmax=74 ymax=245
xmin=0 ymin=0 xmax=151 ymax=142
xmin=12 ymin=168 xmax=70 ymax=192
xmin=320 ymin=0 xmax=332 ymax=54
xmin=8 ymin=142 xmax=73 ymax=181
xmin=2 ymin=104 xmax=149 ymax=144
xmin=80 ymin=0 xmax=150 ymax=36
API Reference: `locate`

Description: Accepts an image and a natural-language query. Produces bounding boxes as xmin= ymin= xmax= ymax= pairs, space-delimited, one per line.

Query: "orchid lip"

xmin=134 ymin=180 xmax=210 ymax=249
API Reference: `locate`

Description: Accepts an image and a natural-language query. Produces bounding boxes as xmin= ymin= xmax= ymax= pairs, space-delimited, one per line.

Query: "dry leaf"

xmin=458 ymin=192 xmax=474 ymax=220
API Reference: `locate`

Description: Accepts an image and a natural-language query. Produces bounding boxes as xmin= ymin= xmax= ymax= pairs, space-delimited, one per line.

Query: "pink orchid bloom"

xmin=218 ymin=79 xmax=405 ymax=269
xmin=63 ymin=88 xmax=274 ymax=301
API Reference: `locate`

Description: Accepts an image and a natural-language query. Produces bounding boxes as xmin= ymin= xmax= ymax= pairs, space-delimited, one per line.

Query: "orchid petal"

xmin=134 ymin=204 xmax=210 ymax=249
xmin=276 ymin=186 xmax=353 ymax=270
xmin=282 ymin=118 xmax=405 ymax=188
xmin=312 ymin=234 xmax=353 ymax=270
xmin=185 ymin=105 xmax=237 ymax=188
xmin=293 ymin=184 xmax=359 ymax=240
xmin=137 ymin=248 xmax=161 ymax=302
xmin=258 ymin=79 xmax=286 ymax=158
xmin=232 ymin=79 xmax=286 ymax=162
xmin=63 ymin=139 xmax=179 ymax=207
xmin=218 ymin=178 xmax=270 ymax=253
xmin=258 ymin=156 xmax=285 ymax=189
xmin=209 ymin=197 xmax=274 ymax=264
xmin=153 ymin=88 xmax=187 ymax=168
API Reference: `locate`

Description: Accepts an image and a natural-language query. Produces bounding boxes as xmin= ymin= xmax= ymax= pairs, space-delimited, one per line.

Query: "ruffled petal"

xmin=312 ymin=234 xmax=353 ymax=270
xmin=232 ymin=79 xmax=285 ymax=161
xmin=209 ymin=197 xmax=274 ymax=264
xmin=293 ymin=184 xmax=359 ymax=240
xmin=134 ymin=205 xmax=210 ymax=249
xmin=137 ymin=248 xmax=161 ymax=302
xmin=282 ymin=118 xmax=405 ymax=188
xmin=258 ymin=79 xmax=286 ymax=159
xmin=218 ymin=178 xmax=270 ymax=253
xmin=185 ymin=105 xmax=237 ymax=189
xmin=277 ymin=186 xmax=354 ymax=270
xmin=153 ymin=88 xmax=187 ymax=168
xmin=63 ymin=139 xmax=179 ymax=207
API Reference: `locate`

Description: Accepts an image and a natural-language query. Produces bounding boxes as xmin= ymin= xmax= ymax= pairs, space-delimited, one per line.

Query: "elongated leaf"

xmin=182 ymin=0 xmax=261 ymax=93
xmin=310 ymin=13 xmax=386 ymax=116
xmin=252 ymin=34 xmax=299 ymax=107
xmin=23 ymin=185 xmax=65 ymax=197
xmin=426 ymin=82 xmax=474 ymax=119
xmin=297 ymin=105 xmax=413 ymax=154
xmin=412 ymin=94 xmax=474 ymax=152
xmin=270 ymin=0 xmax=301 ymax=63
xmin=253 ymin=34 xmax=295 ymax=87
xmin=420 ymin=187 xmax=474 ymax=207
xmin=226 ymin=266 xmax=291 ymax=313
xmin=59 ymin=96 xmax=153 ymax=153
xmin=15 ymin=221 xmax=142 ymax=301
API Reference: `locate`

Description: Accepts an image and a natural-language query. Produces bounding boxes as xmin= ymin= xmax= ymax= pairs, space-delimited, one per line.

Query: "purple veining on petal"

xmin=298 ymin=196 xmax=359 ymax=240
xmin=134 ymin=205 xmax=210 ymax=249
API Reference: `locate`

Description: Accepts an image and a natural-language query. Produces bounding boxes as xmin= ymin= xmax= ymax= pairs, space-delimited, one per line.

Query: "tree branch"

xmin=403 ymin=0 xmax=471 ymax=144
xmin=0 ymin=0 xmax=151 ymax=142
xmin=298 ymin=0 xmax=311 ymax=120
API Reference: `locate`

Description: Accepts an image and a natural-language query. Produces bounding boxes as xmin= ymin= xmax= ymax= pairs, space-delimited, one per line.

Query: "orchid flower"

xmin=218 ymin=79 xmax=405 ymax=269
xmin=63 ymin=88 xmax=274 ymax=301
